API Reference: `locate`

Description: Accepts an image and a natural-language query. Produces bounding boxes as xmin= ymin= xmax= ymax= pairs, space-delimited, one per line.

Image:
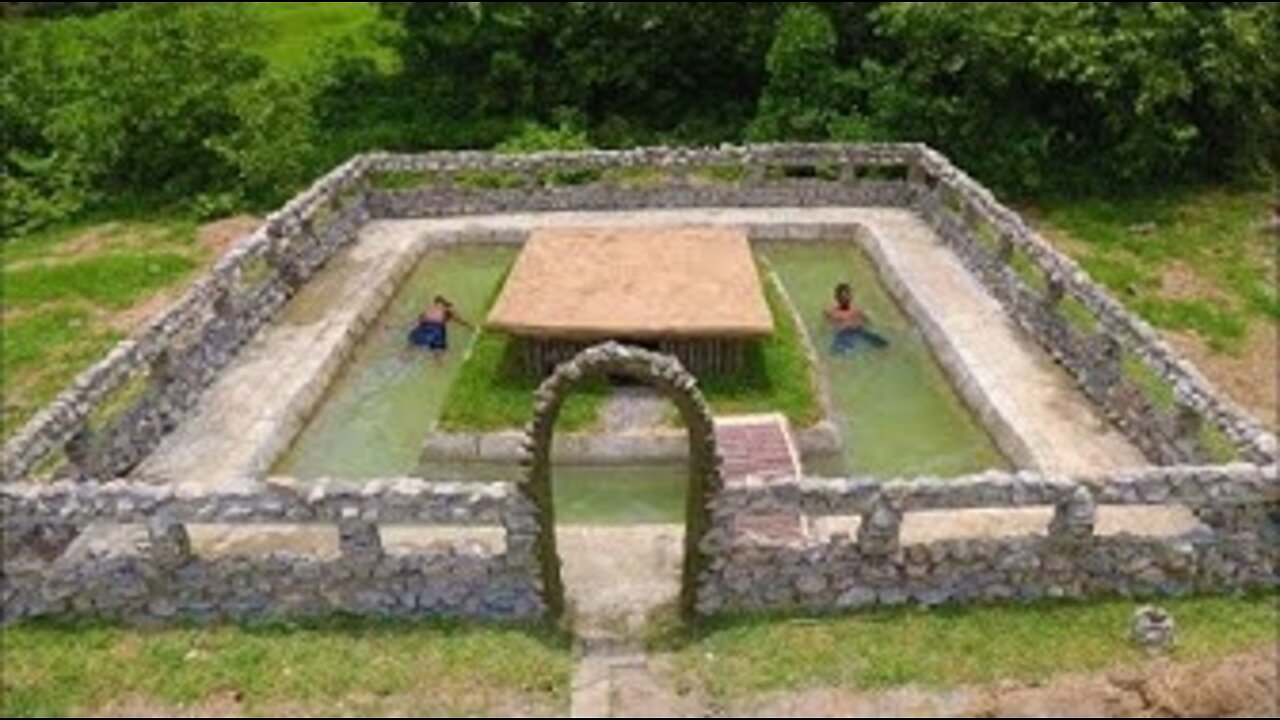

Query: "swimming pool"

xmin=275 ymin=240 xmax=1007 ymax=524
xmin=762 ymin=241 xmax=1007 ymax=477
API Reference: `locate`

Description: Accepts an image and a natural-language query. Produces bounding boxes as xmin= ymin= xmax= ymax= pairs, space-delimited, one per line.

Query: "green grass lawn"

xmin=1 ymin=619 xmax=571 ymax=718
xmin=242 ymin=2 xmax=397 ymax=74
xmin=438 ymin=329 xmax=610 ymax=433
xmin=2 ymin=218 xmax=212 ymax=440
xmin=670 ymin=593 xmax=1277 ymax=701
xmin=697 ymin=276 xmax=823 ymax=426
xmin=438 ymin=267 xmax=821 ymax=433
xmin=1029 ymin=186 xmax=1276 ymax=353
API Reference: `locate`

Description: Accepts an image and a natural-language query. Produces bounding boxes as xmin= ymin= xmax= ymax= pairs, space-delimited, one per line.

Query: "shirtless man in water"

xmin=825 ymin=282 xmax=889 ymax=355
xmin=408 ymin=295 xmax=473 ymax=360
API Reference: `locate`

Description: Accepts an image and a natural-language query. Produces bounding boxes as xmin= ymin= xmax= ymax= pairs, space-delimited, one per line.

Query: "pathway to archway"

xmin=518 ymin=343 xmax=719 ymax=717
xmin=519 ymin=343 xmax=806 ymax=716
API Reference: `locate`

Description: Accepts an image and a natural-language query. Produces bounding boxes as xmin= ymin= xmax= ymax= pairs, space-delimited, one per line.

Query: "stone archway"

xmin=520 ymin=342 xmax=723 ymax=620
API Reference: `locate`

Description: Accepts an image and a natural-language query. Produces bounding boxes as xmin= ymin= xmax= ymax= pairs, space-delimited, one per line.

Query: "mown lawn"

xmin=242 ymin=2 xmax=397 ymax=73
xmin=1030 ymin=187 xmax=1276 ymax=353
xmin=1 ymin=619 xmax=572 ymax=718
xmin=670 ymin=593 xmax=1277 ymax=702
xmin=1 ymin=217 xmax=214 ymax=440
xmin=437 ymin=267 xmax=821 ymax=433
xmin=1029 ymin=185 xmax=1277 ymax=428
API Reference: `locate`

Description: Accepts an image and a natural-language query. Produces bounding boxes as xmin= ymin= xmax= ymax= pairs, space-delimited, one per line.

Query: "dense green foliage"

xmin=0 ymin=2 xmax=118 ymax=19
xmin=0 ymin=4 xmax=316 ymax=234
xmin=3 ymin=3 xmax=1276 ymax=237
xmin=749 ymin=4 xmax=841 ymax=142
xmin=376 ymin=1 xmax=1278 ymax=191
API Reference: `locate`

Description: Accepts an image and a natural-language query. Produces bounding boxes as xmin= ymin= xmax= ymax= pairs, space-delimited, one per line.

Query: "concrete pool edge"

xmin=403 ymin=210 xmax=1128 ymax=474
xmin=419 ymin=421 xmax=843 ymax=465
xmin=5 ymin=144 xmax=1275 ymax=627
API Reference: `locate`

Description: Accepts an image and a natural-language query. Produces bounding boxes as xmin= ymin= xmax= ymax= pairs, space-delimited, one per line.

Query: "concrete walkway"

xmin=134 ymin=223 xmax=427 ymax=486
xmin=137 ymin=207 xmax=1145 ymax=489
xmin=374 ymin=206 xmax=1145 ymax=474
xmin=856 ymin=211 xmax=1146 ymax=474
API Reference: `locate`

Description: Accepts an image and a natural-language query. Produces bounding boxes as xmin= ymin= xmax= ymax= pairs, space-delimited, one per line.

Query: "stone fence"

xmin=1 ymin=476 xmax=545 ymax=623
xmin=911 ymin=147 xmax=1276 ymax=466
xmin=697 ymin=464 xmax=1278 ymax=614
xmin=1 ymin=156 xmax=374 ymax=486
xmin=5 ymin=143 xmax=1274 ymax=490
xmin=2 ymin=143 xmax=1276 ymax=623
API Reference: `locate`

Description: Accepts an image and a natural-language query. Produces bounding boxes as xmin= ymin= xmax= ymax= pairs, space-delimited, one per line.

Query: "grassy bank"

xmin=671 ymin=593 xmax=1277 ymax=701
xmin=1 ymin=619 xmax=571 ymax=718
xmin=1030 ymin=187 xmax=1276 ymax=352
xmin=1 ymin=216 xmax=229 ymax=439
xmin=437 ymin=268 xmax=821 ymax=433
xmin=1028 ymin=185 xmax=1277 ymax=428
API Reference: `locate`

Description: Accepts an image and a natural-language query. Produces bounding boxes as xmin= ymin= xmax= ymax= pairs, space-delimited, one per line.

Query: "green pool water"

xmin=276 ymin=240 xmax=1005 ymax=526
xmin=274 ymin=245 xmax=518 ymax=478
xmin=762 ymin=241 xmax=1007 ymax=477
xmin=424 ymin=462 xmax=689 ymax=526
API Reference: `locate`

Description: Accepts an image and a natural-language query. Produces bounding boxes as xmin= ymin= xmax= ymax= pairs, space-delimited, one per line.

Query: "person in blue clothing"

xmin=408 ymin=295 xmax=472 ymax=359
xmin=825 ymin=282 xmax=889 ymax=355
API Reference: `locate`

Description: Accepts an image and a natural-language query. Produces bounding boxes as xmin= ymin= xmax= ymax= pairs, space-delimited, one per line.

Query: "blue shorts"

xmin=832 ymin=327 xmax=889 ymax=355
xmin=409 ymin=321 xmax=447 ymax=350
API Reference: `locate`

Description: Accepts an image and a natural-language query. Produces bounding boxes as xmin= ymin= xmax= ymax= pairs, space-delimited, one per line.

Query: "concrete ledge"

xmin=421 ymin=422 xmax=842 ymax=464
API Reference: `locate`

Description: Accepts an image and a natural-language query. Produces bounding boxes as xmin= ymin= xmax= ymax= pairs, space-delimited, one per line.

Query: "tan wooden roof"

xmin=486 ymin=226 xmax=774 ymax=339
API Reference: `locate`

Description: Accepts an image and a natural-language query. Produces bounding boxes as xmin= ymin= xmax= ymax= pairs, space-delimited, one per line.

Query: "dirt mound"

xmin=738 ymin=648 xmax=1278 ymax=718
xmin=197 ymin=215 xmax=262 ymax=257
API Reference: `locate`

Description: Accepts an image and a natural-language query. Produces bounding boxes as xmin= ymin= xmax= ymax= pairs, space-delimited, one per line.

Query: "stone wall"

xmin=3 ymin=142 xmax=1276 ymax=624
xmin=697 ymin=464 xmax=1278 ymax=614
xmin=1 ymin=477 xmax=545 ymax=623
xmin=1 ymin=156 xmax=374 ymax=487
xmin=911 ymin=148 xmax=1276 ymax=466
xmin=362 ymin=144 xmax=919 ymax=220
xmin=6 ymin=143 xmax=1272 ymax=491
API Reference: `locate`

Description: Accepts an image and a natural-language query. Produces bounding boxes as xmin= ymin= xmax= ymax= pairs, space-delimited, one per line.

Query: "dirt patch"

xmin=1166 ymin=324 xmax=1277 ymax=430
xmin=103 ymin=216 xmax=262 ymax=334
xmin=197 ymin=215 xmax=261 ymax=258
xmin=1157 ymin=260 xmax=1234 ymax=304
xmin=732 ymin=647 xmax=1278 ymax=718
xmin=33 ymin=223 xmax=136 ymax=261
xmin=107 ymin=292 xmax=182 ymax=334
xmin=90 ymin=689 xmax=557 ymax=718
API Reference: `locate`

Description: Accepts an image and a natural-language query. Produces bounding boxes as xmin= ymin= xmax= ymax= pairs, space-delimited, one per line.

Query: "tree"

xmin=749 ymin=3 xmax=841 ymax=141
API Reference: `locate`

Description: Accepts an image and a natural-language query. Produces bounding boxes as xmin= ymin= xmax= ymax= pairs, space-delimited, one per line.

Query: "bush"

xmin=209 ymin=73 xmax=320 ymax=207
xmin=749 ymin=4 xmax=841 ymax=142
xmin=0 ymin=4 xmax=267 ymax=233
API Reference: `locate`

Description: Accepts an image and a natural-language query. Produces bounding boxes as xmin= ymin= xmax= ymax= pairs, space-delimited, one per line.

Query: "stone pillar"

xmin=1086 ymin=335 xmax=1123 ymax=403
xmin=1049 ymin=486 xmax=1096 ymax=543
xmin=148 ymin=349 xmax=173 ymax=386
xmin=147 ymin=517 xmax=192 ymax=570
xmin=338 ymin=521 xmax=383 ymax=562
xmin=1045 ymin=278 xmax=1065 ymax=305
xmin=858 ymin=500 xmax=902 ymax=556
xmin=906 ymin=161 xmax=929 ymax=187
xmin=212 ymin=286 xmax=236 ymax=320
xmin=1173 ymin=406 xmax=1205 ymax=460
xmin=743 ymin=164 xmax=767 ymax=187
xmin=997 ymin=235 xmax=1016 ymax=265
xmin=840 ymin=163 xmax=860 ymax=184
xmin=63 ymin=425 xmax=98 ymax=480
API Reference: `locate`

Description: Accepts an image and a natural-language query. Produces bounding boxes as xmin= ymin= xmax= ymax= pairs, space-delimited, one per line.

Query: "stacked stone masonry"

xmin=2 ymin=478 xmax=545 ymax=623
xmin=696 ymin=464 xmax=1277 ymax=614
xmin=2 ymin=143 xmax=1275 ymax=624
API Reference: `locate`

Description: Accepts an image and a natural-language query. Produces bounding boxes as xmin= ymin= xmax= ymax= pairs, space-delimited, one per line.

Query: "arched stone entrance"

xmin=520 ymin=343 xmax=723 ymax=619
